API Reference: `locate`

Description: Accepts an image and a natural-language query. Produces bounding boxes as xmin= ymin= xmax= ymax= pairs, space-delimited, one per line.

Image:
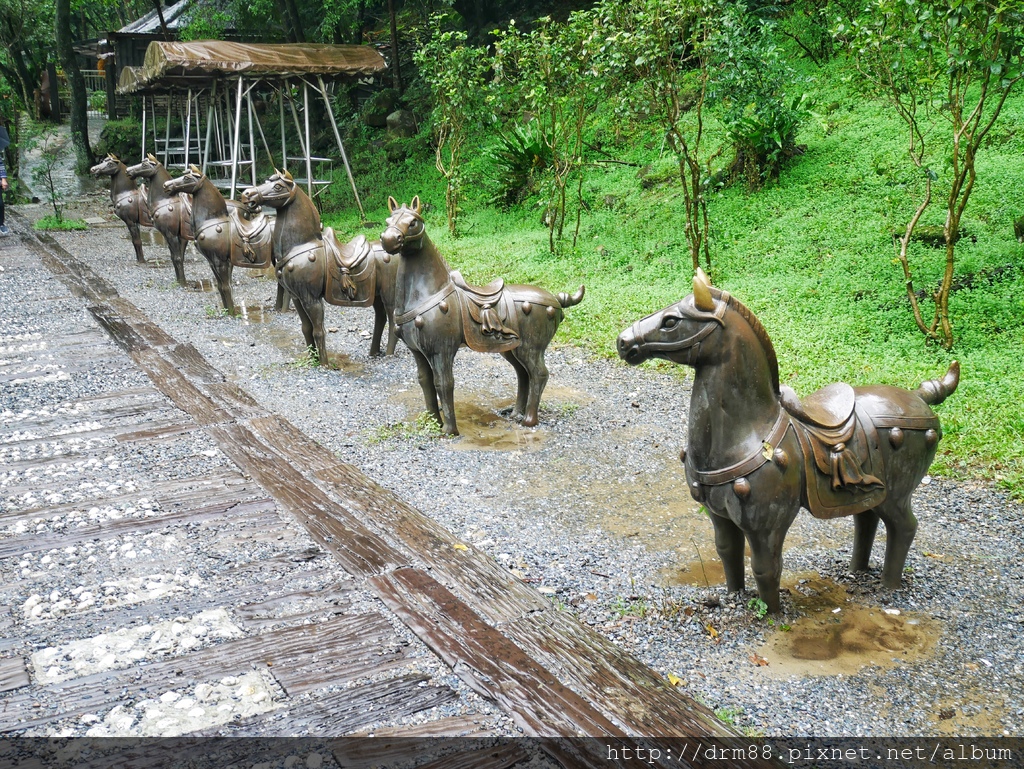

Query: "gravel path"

xmin=11 ymin=191 xmax=1024 ymax=739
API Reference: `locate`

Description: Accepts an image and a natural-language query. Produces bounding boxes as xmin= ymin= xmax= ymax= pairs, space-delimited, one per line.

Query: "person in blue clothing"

xmin=0 ymin=118 xmax=8 ymax=236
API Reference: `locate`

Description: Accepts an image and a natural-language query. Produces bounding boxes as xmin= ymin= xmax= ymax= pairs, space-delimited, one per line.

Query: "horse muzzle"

xmin=240 ymin=188 xmax=261 ymax=207
xmin=617 ymin=327 xmax=645 ymax=365
xmin=380 ymin=227 xmax=404 ymax=254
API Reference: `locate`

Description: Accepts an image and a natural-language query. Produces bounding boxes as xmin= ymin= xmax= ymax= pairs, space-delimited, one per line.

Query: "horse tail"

xmin=915 ymin=361 xmax=960 ymax=405
xmin=558 ymin=285 xmax=586 ymax=308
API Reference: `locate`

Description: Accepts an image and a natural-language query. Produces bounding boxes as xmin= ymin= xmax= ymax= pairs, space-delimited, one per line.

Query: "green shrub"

xmin=95 ymin=118 xmax=142 ymax=162
xmin=483 ymin=121 xmax=553 ymax=208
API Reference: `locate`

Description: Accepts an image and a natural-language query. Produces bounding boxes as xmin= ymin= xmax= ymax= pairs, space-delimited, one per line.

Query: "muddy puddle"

xmin=137 ymin=230 xmax=167 ymax=246
xmin=236 ymin=304 xmax=272 ymax=324
xmin=758 ymin=573 xmax=938 ymax=676
xmin=189 ymin=278 xmax=215 ymax=292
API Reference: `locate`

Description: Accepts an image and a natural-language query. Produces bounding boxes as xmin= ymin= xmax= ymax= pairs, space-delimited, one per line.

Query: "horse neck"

xmin=396 ymin=232 xmax=451 ymax=311
xmin=272 ymin=187 xmax=321 ymax=254
xmin=148 ymin=167 xmax=173 ymax=203
xmin=688 ymin=313 xmax=782 ymax=468
xmin=194 ymin=178 xmax=227 ymax=221
xmin=110 ymin=166 xmax=136 ymax=200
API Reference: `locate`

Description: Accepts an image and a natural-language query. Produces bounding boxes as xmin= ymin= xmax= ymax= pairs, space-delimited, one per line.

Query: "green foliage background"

xmin=323 ymin=53 xmax=1024 ymax=496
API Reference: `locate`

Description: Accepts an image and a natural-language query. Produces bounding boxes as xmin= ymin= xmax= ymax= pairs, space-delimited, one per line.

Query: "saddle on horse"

xmin=323 ymin=231 xmax=379 ymax=307
xmin=781 ymin=383 xmax=886 ymax=518
xmin=195 ymin=204 xmax=273 ymax=268
xmin=450 ymin=270 xmax=521 ymax=351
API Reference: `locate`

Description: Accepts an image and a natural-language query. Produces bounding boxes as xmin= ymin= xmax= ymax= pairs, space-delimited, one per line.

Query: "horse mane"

xmin=712 ymin=286 xmax=780 ymax=395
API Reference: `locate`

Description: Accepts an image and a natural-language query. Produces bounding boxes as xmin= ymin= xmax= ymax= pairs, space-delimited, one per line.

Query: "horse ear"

xmin=147 ymin=153 xmax=158 ymax=163
xmin=387 ymin=196 xmax=399 ymax=213
xmin=411 ymin=195 xmax=421 ymax=214
xmin=190 ymin=164 xmax=202 ymax=175
xmin=693 ymin=269 xmax=715 ymax=312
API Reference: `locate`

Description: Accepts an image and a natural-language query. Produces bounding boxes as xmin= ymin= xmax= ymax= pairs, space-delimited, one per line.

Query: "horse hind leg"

xmin=370 ymin=296 xmax=387 ymax=357
xmin=851 ymin=510 xmax=881 ymax=573
xmin=876 ymin=498 xmax=919 ymax=590
xmin=501 ymin=351 xmax=530 ymax=420
xmin=509 ymin=344 xmax=549 ymax=427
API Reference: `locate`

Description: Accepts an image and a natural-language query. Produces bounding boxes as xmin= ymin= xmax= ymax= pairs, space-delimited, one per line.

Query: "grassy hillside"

xmin=322 ymin=58 xmax=1024 ymax=497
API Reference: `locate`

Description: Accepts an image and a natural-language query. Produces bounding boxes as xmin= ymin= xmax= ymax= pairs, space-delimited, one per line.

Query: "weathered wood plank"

xmin=129 ymin=349 xmax=229 ymax=425
xmin=0 ymin=498 xmax=279 ymax=558
xmin=209 ymin=422 xmax=406 ymax=579
xmin=370 ymin=566 xmax=623 ymax=739
xmin=203 ymin=673 xmax=458 ymax=736
xmin=502 ymin=609 xmax=725 ymax=739
xmin=331 ymin=738 xmax=529 ymax=769
xmin=347 ymin=714 xmax=500 ymax=738
xmin=0 ymin=657 xmax=30 ymax=692
xmin=245 ymin=418 xmax=550 ymax=622
xmin=0 ymin=615 xmax=398 ymax=732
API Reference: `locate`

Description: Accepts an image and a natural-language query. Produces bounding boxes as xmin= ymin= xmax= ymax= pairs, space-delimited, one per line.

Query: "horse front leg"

xmin=746 ymin=524 xmax=793 ymax=614
xmin=430 ymin=350 xmax=459 ymax=435
xmin=169 ymin=236 xmax=188 ymax=285
xmin=126 ymin=221 xmax=145 ymax=263
xmin=411 ymin=349 xmax=441 ymax=425
xmin=709 ymin=512 xmax=746 ymax=594
xmin=211 ymin=256 xmax=236 ymax=315
xmin=292 ymin=295 xmax=327 ymax=365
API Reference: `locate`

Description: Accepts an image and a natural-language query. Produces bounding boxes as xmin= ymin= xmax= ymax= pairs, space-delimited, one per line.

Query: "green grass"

xmin=321 ymin=59 xmax=1024 ymax=497
xmin=33 ymin=215 xmax=88 ymax=231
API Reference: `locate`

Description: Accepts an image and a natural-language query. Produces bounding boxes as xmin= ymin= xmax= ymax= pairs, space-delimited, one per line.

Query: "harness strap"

xmin=686 ymin=409 xmax=791 ymax=486
xmin=396 ymin=282 xmax=455 ymax=326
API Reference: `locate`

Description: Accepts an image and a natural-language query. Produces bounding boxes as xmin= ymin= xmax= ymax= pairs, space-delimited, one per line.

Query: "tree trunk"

xmin=56 ymin=0 xmax=93 ymax=172
xmin=388 ymin=0 xmax=402 ymax=92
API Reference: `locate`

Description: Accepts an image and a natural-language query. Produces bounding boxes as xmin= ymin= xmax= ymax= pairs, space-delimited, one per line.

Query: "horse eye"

xmin=662 ymin=317 xmax=679 ymax=330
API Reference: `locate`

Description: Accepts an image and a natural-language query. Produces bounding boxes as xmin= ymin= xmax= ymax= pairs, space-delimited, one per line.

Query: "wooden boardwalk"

xmin=0 ymin=224 xmax=777 ymax=768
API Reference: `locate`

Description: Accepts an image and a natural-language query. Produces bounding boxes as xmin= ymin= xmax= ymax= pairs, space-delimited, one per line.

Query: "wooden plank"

xmin=204 ymin=673 xmax=458 ymax=736
xmin=0 ymin=657 xmax=30 ymax=692
xmin=331 ymin=738 xmax=529 ymax=769
xmin=235 ymin=583 xmax=355 ymax=629
xmin=246 ymin=418 xmax=550 ymax=622
xmin=369 ymin=566 xmax=623 ymax=740
xmin=0 ymin=498 xmax=279 ymax=558
xmin=0 ymin=615 xmax=397 ymax=732
xmin=347 ymin=714 xmax=500 ymax=738
xmin=129 ymin=348 xmax=228 ymax=425
xmin=209 ymin=422 xmax=407 ymax=579
xmin=502 ymin=609 xmax=726 ymax=740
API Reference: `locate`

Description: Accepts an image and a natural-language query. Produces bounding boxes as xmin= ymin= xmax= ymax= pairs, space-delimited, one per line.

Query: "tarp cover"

xmin=117 ymin=66 xmax=145 ymax=94
xmin=141 ymin=40 xmax=387 ymax=82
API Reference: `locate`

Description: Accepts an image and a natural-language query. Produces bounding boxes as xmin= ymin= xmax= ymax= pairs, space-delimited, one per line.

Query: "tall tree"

xmin=56 ymin=0 xmax=92 ymax=171
xmin=841 ymin=0 xmax=1024 ymax=349
xmin=0 ymin=0 xmax=54 ymax=116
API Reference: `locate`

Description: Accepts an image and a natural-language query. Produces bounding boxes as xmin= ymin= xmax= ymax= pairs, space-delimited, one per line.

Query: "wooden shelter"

xmin=118 ymin=40 xmax=388 ymax=217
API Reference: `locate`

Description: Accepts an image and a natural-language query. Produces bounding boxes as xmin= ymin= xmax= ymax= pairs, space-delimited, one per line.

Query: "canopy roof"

xmin=138 ymin=40 xmax=387 ymax=87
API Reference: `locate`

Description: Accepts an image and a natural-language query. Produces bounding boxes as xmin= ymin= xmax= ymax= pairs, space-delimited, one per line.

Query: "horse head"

xmin=164 ymin=164 xmax=204 ymax=195
xmin=380 ymin=195 xmax=424 ymax=254
xmin=126 ymin=153 xmax=162 ymax=180
xmin=241 ymin=169 xmax=297 ymax=210
xmin=617 ymin=268 xmax=731 ymax=367
xmin=89 ymin=154 xmax=122 ymax=177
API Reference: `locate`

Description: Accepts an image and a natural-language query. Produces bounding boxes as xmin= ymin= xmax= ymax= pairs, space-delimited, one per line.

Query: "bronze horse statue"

xmin=241 ymin=170 xmax=398 ymax=358
xmin=164 ymin=165 xmax=275 ymax=315
xmin=617 ymin=269 xmax=959 ymax=613
xmin=90 ymin=154 xmax=150 ymax=264
xmin=126 ymin=154 xmax=194 ymax=286
xmin=380 ymin=196 xmax=585 ymax=435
